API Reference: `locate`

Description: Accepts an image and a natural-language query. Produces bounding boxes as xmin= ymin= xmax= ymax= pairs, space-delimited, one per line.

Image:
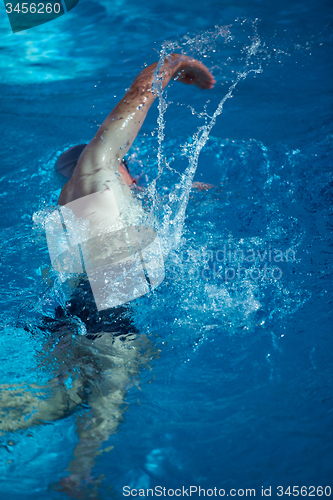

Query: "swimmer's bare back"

xmin=58 ymin=53 xmax=216 ymax=214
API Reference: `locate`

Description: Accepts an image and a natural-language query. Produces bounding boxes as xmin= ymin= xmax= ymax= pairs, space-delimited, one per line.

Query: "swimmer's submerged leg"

xmin=57 ymin=332 xmax=156 ymax=496
xmin=0 ymin=329 xmax=155 ymax=499
xmin=0 ymin=382 xmax=78 ymax=433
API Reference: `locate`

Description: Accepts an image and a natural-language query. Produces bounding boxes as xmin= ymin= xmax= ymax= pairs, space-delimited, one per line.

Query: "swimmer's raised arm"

xmin=58 ymin=54 xmax=215 ymax=205
xmin=92 ymin=54 xmax=215 ymax=158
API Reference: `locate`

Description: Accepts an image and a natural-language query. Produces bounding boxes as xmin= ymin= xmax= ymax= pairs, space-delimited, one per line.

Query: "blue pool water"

xmin=0 ymin=0 xmax=332 ymax=498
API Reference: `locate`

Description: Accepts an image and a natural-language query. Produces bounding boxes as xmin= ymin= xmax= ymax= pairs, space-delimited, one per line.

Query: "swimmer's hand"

xmin=192 ymin=182 xmax=215 ymax=190
xmin=131 ymin=53 xmax=216 ymax=94
xmin=171 ymin=55 xmax=216 ymax=89
xmin=55 ymin=472 xmax=103 ymax=499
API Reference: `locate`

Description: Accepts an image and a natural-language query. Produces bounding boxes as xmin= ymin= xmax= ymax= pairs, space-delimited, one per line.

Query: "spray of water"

xmin=146 ymin=23 xmax=263 ymax=259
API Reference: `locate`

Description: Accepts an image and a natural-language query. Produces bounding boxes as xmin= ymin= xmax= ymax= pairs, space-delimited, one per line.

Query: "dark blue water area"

xmin=0 ymin=0 xmax=333 ymax=498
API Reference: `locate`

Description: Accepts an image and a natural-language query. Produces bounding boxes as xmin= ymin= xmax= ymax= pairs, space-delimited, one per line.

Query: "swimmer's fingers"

xmin=192 ymin=181 xmax=215 ymax=191
xmin=55 ymin=472 xmax=101 ymax=498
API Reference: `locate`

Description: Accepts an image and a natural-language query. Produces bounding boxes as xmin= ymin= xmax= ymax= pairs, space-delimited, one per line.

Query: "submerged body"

xmin=1 ymin=54 xmax=215 ymax=497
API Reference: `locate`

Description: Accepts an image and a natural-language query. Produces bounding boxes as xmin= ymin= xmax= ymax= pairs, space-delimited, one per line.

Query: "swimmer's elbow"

xmin=58 ymin=183 xmax=69 ymax=205
xmin=58 ymin=180 xmax=76 ymax=205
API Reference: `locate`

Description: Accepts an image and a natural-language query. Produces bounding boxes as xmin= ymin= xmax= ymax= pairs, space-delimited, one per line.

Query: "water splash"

xmin=147 ymin=23 xmax=263 ymax=259
xmin=31 ymin=21 xmax=309 ymax=340
xmin=28 ymin=22 xmax=268 ymax=331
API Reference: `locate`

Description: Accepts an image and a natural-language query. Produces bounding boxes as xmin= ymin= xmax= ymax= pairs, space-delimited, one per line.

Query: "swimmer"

xmin=1 ymin=54 xmax=215 ymax=498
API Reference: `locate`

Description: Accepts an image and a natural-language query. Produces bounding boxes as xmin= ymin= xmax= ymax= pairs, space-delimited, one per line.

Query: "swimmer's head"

xmin=119 ymin=158 xmax=137 ymax=186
